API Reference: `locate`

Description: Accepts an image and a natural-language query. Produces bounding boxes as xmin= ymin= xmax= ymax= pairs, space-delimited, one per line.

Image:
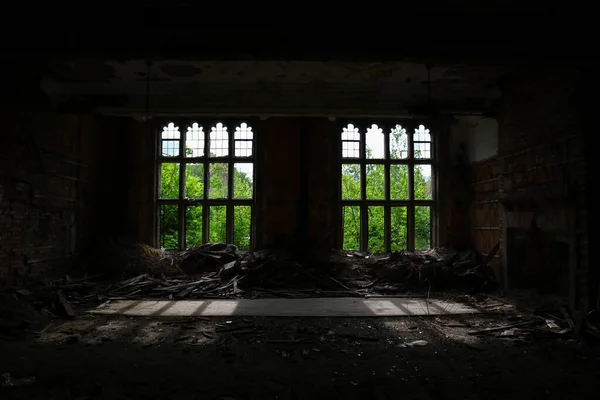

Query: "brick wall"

xmin=467 ymin=68 xmax=588 ymax=308
xmin=0 ymin=108 xmax=94 ymax=284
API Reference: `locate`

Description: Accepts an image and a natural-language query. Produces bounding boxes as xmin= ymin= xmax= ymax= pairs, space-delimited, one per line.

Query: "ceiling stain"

xmin=161 ymin=63 xmax=202 ymax=77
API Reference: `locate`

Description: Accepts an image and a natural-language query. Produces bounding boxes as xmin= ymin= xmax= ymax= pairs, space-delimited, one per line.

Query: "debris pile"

xmin=44 ymin=242 xmax=503 ymax=308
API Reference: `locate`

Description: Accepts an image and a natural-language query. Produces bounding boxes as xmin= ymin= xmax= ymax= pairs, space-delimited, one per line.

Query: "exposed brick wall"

xmin=0 ymin=101 xmax=150 ymax=284
xmin=0 ymin=108 xmax=93 ymax=284
xmin=466 ymin=68 xmax=588 ymax=307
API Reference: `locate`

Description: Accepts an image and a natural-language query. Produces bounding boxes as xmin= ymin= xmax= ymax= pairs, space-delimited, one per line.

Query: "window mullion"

xmin=226 ymin=128 xmax=235 ymax=243
xmin=202 ymin=127 xmax=210 ymax=244
xmin=359 ymin=124 xmax=367 ymax=251
xmin=407 ymin=122 xmax=415 ymax=251
xmin=384 ymin=128 xmax=391 ymax=252
xmin=178 ymin=129 xmax=186 ymax=251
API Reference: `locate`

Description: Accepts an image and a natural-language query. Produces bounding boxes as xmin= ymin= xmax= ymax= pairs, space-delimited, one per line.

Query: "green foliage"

xmin=159 ymin=157 xmax=253 ymax=250
xmin=341 ymin=131 xmax=432 ymax=252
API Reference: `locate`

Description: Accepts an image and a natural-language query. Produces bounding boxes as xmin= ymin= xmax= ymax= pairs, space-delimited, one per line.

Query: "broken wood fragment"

xmin=57 ymin=290 xmax=76 ymax=318
xmin=467 ymin=320 xmax=537 ymax=335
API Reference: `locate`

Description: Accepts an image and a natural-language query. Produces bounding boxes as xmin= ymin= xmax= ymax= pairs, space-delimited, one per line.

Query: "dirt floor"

xmin=1 ymin=305 xmax=600 ymax=400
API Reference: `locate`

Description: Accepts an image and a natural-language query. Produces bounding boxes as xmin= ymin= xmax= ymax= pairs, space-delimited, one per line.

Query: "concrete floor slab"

xmin=89 ymin=297 xmax=478 ymax=317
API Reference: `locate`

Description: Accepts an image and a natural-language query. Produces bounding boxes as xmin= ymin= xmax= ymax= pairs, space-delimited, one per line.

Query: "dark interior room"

xmin=0 ymin=7 xmax=598 ymax=399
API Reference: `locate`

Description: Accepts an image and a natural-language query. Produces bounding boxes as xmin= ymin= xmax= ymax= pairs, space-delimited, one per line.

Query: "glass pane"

xmin=390 ymin=124 xmax=408 ymax=159
xmin=233 ymin=163 xmax=253 ymax=199
xmin=342 ymin=206 xmax=360 ymax=251
xmin=160 ymin=163 xmax=179 ymax=199
xmin=185 ymin=163 xmax=204 ymax=199
xmin=391 ymin=207 xmax=407 ymax=252
xmin=415 ymin=206 xmax=431 ymax=251
xmin=233 ymin=206 xmax=252 ymax=250
xmin=414 ymin=124 xmax=431 ymax=141
xmin=341 ymin=164 xmax=361 ymax=200
xmin=366 ymin=124 xmax=384 ymax=159
xmin=342 ymin=141 xmax=360 ymax=158
xmin=209 ymin=163 xmax=228 ymax=199
xmin=185 ymin=206 xmax=203 ymax=248
xmin=161 ymin=140 xmax=179 ymax=157
xmin=367 ymin=206 xmax=385 ymax=253
xmin=341 ymin=123 xmax=360 ymax=141
xmin=414 ymin=164 xmax=433 ymax=200
xmin=365 ymin=164 xmax=385 ymax=200
xmin=161 ymin=122 xmax=180 ymax=139
xmin=234 ymin=122 xmax=253 ymax=140
xmin=390 ymin=164 xmax=409 ymax=200
xmin=414 ymin=142 xmax=432 ymax=159
xmin=209 ymin=122 xmax=229 ymax=157
xmin=414 ymin=125 xmax=432 ymax=159
xmin=235 ymin=140 xmax=253 ymax=157
xmin=341 ymin=123 xmax=360 ymax=158
xmin=160 ymin=204 xmax=178 ymax=250
xmin=185 ymin=123 xmax=204 ymax=157
xmin=209 ymin=206 xmax=227 ymax=243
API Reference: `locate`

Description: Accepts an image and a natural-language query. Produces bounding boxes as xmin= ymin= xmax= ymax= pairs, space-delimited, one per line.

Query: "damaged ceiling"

xmin=40 ymin=60 xmax=513 ymax=117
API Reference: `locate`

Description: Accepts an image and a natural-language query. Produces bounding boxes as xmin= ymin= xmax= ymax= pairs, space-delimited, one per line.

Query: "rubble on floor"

xmin=3 ymin=239 xmax=599 ymax=342
xmin=58 ymin=241 xmax=501 ymax=303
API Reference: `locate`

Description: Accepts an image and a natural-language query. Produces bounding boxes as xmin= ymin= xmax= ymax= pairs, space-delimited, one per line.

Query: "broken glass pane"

xmin=234 ymin=163 xmax=253 ymax=199
xmin=343 ymin=206 xmax=360 ymax=251
xmin=366 ymin=164 xmax=385 ymax=200
xmin=367 ymin=206 xmax=385 ymax=253
xmin=209 ymin=205 xmax=227 ymax=243
xmin=341 ymin=164 xmax=361 ymax=200
xmin=160 ymin=163 xmax=179 ymax=199
xmin=390 ymin=124 xmax=408 ymax=159
xmin=208 ymin=163 xmax=228 ymax=199
xmin=160 ymin=204 xmax=179 ymax=250
xmin=390 ymin=164 xmax=409 ymax=200
xmin=185 ymin=163 xmax=204 ymax=199
xmin=185 ymin=205 xmax=203 ymax=248
xmin=234 ymin=205 xmax=251 ymax=250
xmin=366 ymin=124 xmax=384 ymax=159
xmin=391 ymin=207 xmax=407 ymax=251
xmin=415 ymin=206 xmax=431 ymax=251
xmin=414 ymin=164 xmax=433 ymax=200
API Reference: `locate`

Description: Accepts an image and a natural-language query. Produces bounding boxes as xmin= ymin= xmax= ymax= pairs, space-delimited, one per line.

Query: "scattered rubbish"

xmin=31 ymin=243 xmax=502 ymax=311
xmin=0 ymin=373 xmax=36 ymax=388
xmin=468 ymin=320 xmax=537 ymax=336
xmin=545 ymin=319 xmax=560 ymax=329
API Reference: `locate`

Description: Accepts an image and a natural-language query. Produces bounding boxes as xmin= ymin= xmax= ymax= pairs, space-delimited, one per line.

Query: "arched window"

xmin=341 ymin=121 xmax=434 ymax=252
xmin=157 ymin=120 xmax=256 ymax=250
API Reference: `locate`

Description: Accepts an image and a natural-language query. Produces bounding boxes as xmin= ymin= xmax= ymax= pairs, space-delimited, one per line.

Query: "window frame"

xmin=338 ymin=119 xmax=436 ymax=252
xmin=155 ymin=118 xmax=257 ymax=250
